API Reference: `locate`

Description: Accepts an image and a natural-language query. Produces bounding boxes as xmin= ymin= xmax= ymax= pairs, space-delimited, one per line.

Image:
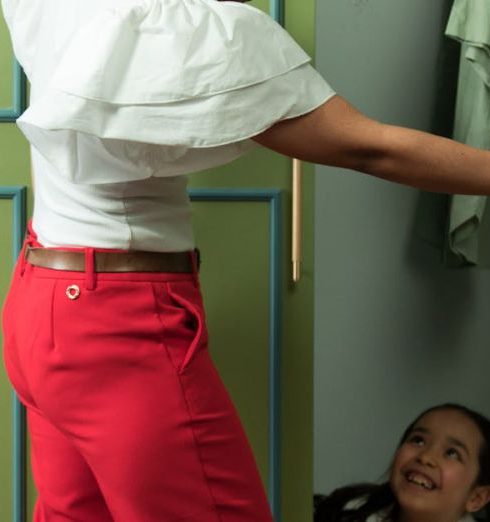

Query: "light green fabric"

xmin=445 ymin=0 xmax=490 ymax=266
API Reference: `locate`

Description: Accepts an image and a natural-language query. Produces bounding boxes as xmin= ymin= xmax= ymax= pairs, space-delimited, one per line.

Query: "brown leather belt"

xmin=25 ymin=247 xmax=195 ymax=273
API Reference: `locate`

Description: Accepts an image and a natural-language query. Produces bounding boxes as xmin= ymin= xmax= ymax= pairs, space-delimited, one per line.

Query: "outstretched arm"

xmin=253 ymin=95 xmax=490 ymax=195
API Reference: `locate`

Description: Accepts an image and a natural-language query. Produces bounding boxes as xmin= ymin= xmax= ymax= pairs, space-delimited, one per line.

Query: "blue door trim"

xmin=271 ymin=0 xmax=284 ymax=25
xmin=0 ymin=186 xmax=27 ymax=522
xmin=0 ymin=61 xmax=27 ymax=122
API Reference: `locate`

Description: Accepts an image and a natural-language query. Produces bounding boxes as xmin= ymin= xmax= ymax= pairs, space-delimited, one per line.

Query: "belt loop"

xmin=21 ymin=220 xmax=39 ymax=276
xmin=20 ymin=227 xmax=36 ymax=276
xmin=20 ymin=243 xmax=29 ymax=277
xmin=85 ymin=248 xmax=96 ymax=291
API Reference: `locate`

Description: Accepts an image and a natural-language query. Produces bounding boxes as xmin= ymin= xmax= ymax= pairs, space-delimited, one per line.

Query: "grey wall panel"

xmin=314 ymin=0 xmax=490 ymax=494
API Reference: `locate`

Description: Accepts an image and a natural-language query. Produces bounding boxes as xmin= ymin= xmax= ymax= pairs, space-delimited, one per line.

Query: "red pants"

xmin=2 ymin=237 xmax=273 ymax=521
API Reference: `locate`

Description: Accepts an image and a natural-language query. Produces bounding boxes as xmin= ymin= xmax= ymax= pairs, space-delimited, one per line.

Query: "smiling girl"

xmin=315 ymin=404 xmax=490 ymax=522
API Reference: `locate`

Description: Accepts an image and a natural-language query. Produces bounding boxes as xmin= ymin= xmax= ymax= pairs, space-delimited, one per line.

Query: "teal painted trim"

xmin=271 ymin=0 xmax=284 ymax=26
xmin=11 ymin=394 xmax=26 ymax=522
xmin=0 ymin=61 xmax=27 ymax=122
xmin=268 ymin=190 xmax=282 ymax=522
xmin=188 ymin=188 xmax=282 ymax=522
xmin=0 ymin=186 xmax=27 ymax=522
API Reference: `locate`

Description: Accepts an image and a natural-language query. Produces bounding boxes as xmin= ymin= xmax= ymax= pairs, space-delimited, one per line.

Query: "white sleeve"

xmin=16 ymin=0 xmax=336 ymax=184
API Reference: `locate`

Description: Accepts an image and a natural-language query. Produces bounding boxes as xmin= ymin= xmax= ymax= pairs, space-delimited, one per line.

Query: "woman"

xmin=2 ymin=1 xmax=490 ymax=521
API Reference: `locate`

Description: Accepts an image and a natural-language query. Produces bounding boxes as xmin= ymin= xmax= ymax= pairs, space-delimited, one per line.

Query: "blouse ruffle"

xmin=8 ymin=0 xmax=336 ymax=183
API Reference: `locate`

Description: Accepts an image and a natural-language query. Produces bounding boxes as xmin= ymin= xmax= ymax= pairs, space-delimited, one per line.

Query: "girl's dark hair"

xmin=314 ymin=403 xmax=490 ymax=522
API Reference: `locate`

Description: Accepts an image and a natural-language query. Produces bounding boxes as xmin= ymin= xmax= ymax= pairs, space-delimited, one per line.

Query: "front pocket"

xmin=152 ymin=281 xmax=208 ymax=374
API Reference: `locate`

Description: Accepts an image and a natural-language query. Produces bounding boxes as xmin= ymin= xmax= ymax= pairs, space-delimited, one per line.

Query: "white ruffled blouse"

xmin=2 ymin=0 xmax=336 ymax=250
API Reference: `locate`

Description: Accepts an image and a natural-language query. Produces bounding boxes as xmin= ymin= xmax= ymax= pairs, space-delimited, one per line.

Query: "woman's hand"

xmin=253 ymin=95 xmax=490 ymax=195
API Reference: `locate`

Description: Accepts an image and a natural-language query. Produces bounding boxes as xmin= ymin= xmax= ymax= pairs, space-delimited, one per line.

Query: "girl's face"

xmin=389 ymin=409 xmax=490 ymax=522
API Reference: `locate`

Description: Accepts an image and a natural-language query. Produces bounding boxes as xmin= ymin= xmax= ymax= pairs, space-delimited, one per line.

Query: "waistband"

xmin=20 ymin=221 xmax=200 ymax=287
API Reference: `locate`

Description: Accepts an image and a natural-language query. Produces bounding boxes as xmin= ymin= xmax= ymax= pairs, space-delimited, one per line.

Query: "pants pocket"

xmin=152 ymin=280 xmax=208 ymax=374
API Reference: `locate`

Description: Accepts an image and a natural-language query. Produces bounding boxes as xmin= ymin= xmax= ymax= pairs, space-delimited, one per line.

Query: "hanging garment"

xmin=445 ymin=0 xmax=490 ymax=266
